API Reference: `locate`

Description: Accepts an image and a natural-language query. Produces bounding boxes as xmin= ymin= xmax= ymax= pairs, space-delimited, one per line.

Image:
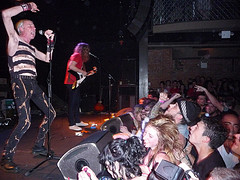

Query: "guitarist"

xmin=64 ymin=42 xmax=90 ymax=131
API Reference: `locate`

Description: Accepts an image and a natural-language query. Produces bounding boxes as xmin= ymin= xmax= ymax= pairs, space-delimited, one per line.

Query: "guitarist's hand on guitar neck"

xmin=86 ymin=66 xmax=97 ymax=76
xmin=72 ymin=66 xmax=97 ymax=89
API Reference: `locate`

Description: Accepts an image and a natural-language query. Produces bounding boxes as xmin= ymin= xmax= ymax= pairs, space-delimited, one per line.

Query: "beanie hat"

xmin=177 ymin=100 xmax=201 ymax=126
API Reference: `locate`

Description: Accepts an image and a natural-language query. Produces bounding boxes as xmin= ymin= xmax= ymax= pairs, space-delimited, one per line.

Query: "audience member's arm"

xmin=160 ymin=93 xmax=181 ymax=110
xmin=120 ymin=126 xmax=132 ymax=136
xmin=195 ymin=85 xmax=224 ymax=112
xmin=113 ymin=133 xmax=131 ymax=140
xmin=149 ymin=92 xmax=169 ymax=119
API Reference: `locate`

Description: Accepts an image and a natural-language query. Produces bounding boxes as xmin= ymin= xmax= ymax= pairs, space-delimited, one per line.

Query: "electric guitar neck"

xmin=71 ymin=66 xmax=97 ymax=89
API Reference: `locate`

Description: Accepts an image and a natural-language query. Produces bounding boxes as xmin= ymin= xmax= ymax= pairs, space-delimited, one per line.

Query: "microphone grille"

xmin=38 ymin=30 xmax=44 ymax=35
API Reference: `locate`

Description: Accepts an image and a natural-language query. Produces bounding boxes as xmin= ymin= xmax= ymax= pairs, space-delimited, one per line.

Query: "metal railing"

xmin=153 ymin=0 xmax=240 ymax=25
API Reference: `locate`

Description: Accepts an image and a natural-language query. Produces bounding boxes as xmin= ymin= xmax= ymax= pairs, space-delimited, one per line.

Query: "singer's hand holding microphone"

xmin=39 ymin=29 xmax=54 ymax=40
xmin=39 ymin=30 xmax=55 ymax=52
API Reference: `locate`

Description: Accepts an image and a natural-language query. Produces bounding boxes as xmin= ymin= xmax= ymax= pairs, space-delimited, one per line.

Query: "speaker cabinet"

xmin=118 ymin=85 xmax=137 ymax=109
xmin=127 ymin=0 xmax=153 ymax=40
xmin=120 ymin=58 xmax=136 ymax=85
xmin=57 ymin=131 xmax=112 ymax=180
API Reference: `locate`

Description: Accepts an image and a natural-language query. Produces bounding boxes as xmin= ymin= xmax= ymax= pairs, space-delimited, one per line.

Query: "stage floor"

xmin=0 ymin=113 xmax=111 ymax=180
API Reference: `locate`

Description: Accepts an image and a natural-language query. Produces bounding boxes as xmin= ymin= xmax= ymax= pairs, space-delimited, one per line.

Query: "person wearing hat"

xmin=164 ymin=98 xmax=201 ymax=139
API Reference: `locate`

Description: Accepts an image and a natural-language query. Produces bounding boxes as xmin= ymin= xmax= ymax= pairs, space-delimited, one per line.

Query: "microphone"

xmin=89 ymin=52 xmax=98 ymax=59
xmin=38 ymin=30 xmax=55 ymax=35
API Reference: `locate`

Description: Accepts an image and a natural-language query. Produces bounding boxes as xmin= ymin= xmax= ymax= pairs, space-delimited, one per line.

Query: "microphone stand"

xmin=25 ymin=35 xmax=59 ymax=176
xmin=90 ymin=53 xmax=115 ymax=115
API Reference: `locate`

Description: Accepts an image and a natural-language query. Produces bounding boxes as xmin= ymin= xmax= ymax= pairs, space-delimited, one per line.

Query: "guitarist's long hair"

xmin=74 ymin=42 xmax=90 ymax=63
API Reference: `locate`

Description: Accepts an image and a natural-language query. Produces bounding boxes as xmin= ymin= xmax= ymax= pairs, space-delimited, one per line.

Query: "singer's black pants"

xmin=3 ymin=77 xmax=56 ymax=159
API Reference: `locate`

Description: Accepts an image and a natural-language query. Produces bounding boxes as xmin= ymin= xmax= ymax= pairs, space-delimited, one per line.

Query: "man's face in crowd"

xmin=189 ymin=121 xmax=206 ymax=146
xmin=164 ymin=103 xmax=182 ymax=124
xmin=222 ymin=114 xmax=240 ymax=140
xmin=197 ymin=95 xmax=206 ymax=107
xmin=205 ymin=103 xmax=217 ymax=116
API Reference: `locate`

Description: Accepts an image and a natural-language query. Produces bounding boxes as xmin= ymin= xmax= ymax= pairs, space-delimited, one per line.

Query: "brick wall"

xmin=148 ymin=47 xmax=240 ymax=89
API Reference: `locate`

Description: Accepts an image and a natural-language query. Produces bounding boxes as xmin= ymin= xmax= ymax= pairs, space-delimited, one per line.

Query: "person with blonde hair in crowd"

xmin=131 ymin=114 xmax=184 ymax=180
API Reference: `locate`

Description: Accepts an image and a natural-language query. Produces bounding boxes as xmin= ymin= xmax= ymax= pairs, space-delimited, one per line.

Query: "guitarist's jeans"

xmin=66 ymin=84 xmax=81 ymax=126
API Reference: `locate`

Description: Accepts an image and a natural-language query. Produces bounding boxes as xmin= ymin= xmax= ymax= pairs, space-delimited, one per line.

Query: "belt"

xmin=12 ymin=75 xmax=37 ymax=80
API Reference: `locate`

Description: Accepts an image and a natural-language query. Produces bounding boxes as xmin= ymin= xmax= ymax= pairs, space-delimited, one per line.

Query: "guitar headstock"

xmin=87 ymin=66 xmax=97 ymax=76
xmin=93 ymin=66 xmax=97 ymax=72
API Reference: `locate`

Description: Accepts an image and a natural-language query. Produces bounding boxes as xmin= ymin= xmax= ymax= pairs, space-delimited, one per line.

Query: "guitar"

xmin=71 ymin=66 xmax=97 ymax=89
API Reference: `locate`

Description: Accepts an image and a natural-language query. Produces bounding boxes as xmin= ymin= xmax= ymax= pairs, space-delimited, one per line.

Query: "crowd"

xmin=78 ymin=76 xmax=240 ymax=180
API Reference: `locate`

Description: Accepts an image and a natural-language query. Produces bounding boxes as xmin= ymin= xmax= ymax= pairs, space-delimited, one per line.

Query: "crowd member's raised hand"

xmin=195 ymin=85 xmax=207 ymax=92
xmin=159 ymin=92 xmax=169 ymax=102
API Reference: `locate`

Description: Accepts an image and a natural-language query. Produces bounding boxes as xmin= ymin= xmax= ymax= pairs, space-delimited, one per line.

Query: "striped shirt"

xmin=8 ymin=41 xmax=37 ymax=77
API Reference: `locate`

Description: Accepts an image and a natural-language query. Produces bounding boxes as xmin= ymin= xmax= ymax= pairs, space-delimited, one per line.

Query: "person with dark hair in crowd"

xmin=1 ymin=2 xmax=56 ymax=173
xmin=196 ymin=93 xmax=207 ymax=112
xmin=195 ymin=85 xmax=233 ymax=113
xmin=157 ymin=80 xmax=168 ymax=94
xmin=147 ymin=89 xmax=159 ymax=101
xmin=78 ymin=136 xmax=147 ymax=180
xmin=218 ymin=110 xmax=240 ymax=168
xmin=189 ymin=116 xmax=228 ymax=180
xmin=164 ymin=97 xmax=201 ymax=149
xmin=169 ymin=80 xmax=180 ymax=96
xmin=208 ymin=167 xmax=240 ymax=180
xmin=64 ymin=42 xmax=96 ymax=131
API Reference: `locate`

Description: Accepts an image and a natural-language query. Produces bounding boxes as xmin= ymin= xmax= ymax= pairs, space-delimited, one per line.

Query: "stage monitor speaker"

xmin=57 ymin=131 xmax=112 ymax=180
xmin=100 ymin=117 xmax=122 ymax=134
xmin=127 ymin=0 xmax=153 ymax=40
xmin=100 ymin=113 xmax=135 ymax=134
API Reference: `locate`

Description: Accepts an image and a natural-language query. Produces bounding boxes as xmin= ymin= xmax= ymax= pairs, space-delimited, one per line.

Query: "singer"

xmin=1 ymin=2 xmax=56 ymax=173
xmin=64 ymin=43 xmax=95 ymax=131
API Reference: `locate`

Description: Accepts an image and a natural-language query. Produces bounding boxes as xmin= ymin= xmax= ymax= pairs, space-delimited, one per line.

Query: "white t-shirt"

xmin=218 ymin=144 xmax=239 ymax=168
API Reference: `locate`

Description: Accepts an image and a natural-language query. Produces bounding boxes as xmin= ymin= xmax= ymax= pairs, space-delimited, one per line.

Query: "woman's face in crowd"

xmin=143 ymin=125 xmax=159 ymax=150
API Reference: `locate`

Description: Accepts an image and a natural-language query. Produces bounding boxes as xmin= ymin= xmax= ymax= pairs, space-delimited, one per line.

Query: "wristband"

xmin=47 ymin=39 xmax=55 ymax=52
xmin=21 ymin=3 xmax=32 ymax=12
xmin=159 ymin=100 xmax=165 ymax=103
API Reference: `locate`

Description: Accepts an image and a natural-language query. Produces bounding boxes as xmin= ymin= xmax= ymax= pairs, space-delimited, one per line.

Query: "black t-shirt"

xmin=192 ymin=150 xmax=226 ymax=180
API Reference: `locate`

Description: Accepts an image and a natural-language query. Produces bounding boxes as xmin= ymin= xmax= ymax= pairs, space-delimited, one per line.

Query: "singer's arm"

xmin=35 ymin=49 xmax=53 ymax=63
xmin=2 ymin=2 xmax=39 ymax=56
xmin=35 ymin=30 xmax=55 ymax=62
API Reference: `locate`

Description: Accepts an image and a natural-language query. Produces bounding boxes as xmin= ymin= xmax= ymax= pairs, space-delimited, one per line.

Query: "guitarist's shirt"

xmin=64 ymin=53 xmax=83 ymax=84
